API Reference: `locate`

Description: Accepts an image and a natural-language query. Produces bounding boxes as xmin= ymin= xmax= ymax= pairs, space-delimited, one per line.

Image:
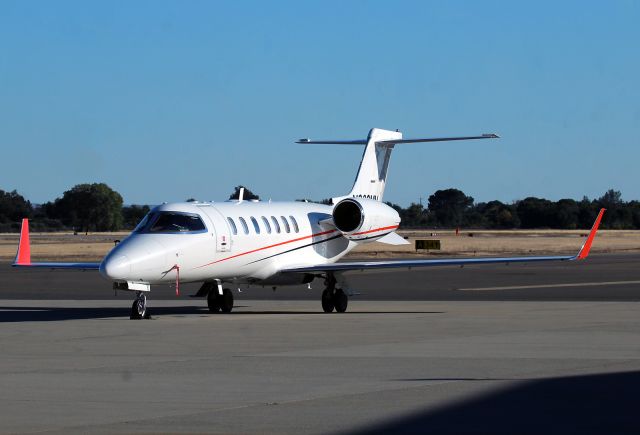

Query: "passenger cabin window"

xmin=146 ymin=212 xmax=206 ymax=233
xmin=227 ymin=217 xmax=238 ymax=235
xmin=239 ymin=217 xmax=249 ymax=234
xmin=261 ymin=216 xmax=272 ymax=234
xmin=250 ymin=216 xmax=260 ymax=234
xmin=290 ymin=216 xmax=299 ymax=233
xmin=271 ymin=216 xmax=281 ymax=233
xmin=281 ymin=216 xmax=290 ymax=233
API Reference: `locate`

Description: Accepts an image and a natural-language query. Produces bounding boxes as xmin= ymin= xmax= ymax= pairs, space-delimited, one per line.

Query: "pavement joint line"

xmin=457 ymin=280 xmax=640 ymax=291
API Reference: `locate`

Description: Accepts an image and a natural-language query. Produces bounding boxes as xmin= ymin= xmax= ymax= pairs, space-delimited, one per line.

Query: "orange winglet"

xmin=577 ymin=208 xmax=606 ymax=260
xmin=15 ymin=218 xmax=31 ymax=265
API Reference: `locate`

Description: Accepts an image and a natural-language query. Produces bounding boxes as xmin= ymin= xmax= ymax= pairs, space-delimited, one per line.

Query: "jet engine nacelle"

xmin=332 ymin=197 xmax=400 ymax=242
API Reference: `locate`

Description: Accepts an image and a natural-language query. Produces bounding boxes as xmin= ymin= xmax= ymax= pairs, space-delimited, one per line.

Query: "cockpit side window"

xmin=146 ymin=212 xmax=206 ymax=233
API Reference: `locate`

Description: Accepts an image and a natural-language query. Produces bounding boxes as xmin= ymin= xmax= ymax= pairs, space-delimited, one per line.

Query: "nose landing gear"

xmin=207 ymin=287 xmax=234 ymax=313
xmin=130 ymin=291 xmax=149 ymax=319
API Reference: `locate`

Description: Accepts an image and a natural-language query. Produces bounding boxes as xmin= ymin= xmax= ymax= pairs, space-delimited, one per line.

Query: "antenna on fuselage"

xmin=238 ymin=187 xmax=245 ymax=203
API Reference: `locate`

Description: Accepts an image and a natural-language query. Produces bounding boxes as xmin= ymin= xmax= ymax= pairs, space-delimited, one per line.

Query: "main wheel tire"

xmin=207 ymin=290 xmax=221 ymax=313
xmin=220 ymin=288 xmax=234 ymax=313
xmin=130 ymin=298 xmax=146 ymax=319
xmin=333 ymin=289 xmax=348 ymax=313
xmin=321 ymin=289 xmax=335 ymax=313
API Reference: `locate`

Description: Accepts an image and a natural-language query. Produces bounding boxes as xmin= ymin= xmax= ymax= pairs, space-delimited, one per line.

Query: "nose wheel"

xmin=130 ymin=291 xmax=149 ymax=319
xmin=207 ymin=288 xmax=234 ymax=313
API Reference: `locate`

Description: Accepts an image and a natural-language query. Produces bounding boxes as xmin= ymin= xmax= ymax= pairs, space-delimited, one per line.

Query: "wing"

xmin=282 ymin=209 xmax=605 ymax=274
xmin=12 ymin=219 xmax=101 ymax=270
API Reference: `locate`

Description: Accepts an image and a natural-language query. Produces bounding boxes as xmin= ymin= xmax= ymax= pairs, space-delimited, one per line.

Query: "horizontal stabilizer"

xmin=296 ymin=139 xmax=366 ymax=145
xmin=378 ymin=134 xmax=499 ymax=145
xmin=296 ymin=133 xmax=499 ymax=145
xmin=376 ymin=232 xmax=410 ymax=245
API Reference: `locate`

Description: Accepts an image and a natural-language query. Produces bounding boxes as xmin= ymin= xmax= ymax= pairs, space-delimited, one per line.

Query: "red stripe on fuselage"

xmin=194 ymin=224 xmax=400 ymax=270
xmin=194 ymin=229 xmax=337 ymax=269
xmin=351 ymin=225 xmax=399 ymax=236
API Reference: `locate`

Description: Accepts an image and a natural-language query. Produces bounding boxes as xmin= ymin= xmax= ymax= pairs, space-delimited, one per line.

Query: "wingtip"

xmin=576 ymin=208 xmax=606 ymax=260
xmin=14 ymin=218 xmax=31 ymax=266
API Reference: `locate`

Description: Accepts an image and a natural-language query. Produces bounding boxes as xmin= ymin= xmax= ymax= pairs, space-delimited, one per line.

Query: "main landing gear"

xmin=130 ymin=291 xmax=149 ymax=319
xmin=207 ymin=287 xmax=234 ymax=313
xmin=321 ymin=274 xmax=348 ymax=313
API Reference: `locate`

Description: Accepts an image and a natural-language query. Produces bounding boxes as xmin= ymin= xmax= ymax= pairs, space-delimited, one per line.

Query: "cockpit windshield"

xmin=134 ymin=212 xmax=206 ymax=234
xmin=133 ymin=213 xmax=153 ymax=233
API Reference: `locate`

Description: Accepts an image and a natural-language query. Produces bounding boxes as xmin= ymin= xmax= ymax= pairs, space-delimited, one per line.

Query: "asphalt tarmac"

xmin=1 ymin=253 xmax=640 ymax=434
xmin=1 ymin=253 xmax=639 ymax=302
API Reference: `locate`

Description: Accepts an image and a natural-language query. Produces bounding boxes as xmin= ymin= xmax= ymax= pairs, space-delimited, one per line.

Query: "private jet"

xmin=13 ymin=128 xmax=605 ymax=318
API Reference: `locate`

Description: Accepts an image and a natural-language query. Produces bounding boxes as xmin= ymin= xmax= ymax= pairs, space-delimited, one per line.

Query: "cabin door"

xmin=206 ymin=207 xmax=232 ymax=252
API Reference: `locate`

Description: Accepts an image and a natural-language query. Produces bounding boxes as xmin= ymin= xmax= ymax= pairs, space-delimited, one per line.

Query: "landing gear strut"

xmin=321 ymin=274 xmax=348 ymax=313
xmin=130 ymin=291 xmax=148 ymax=319
xmin=207 ymin=288 xmax=234 ymax=313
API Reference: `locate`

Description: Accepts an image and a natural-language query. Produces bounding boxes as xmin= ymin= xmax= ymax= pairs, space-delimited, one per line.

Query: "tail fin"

xmin=348 ymin=128 xmax=400 ymax=201
xmin=297 ymin=128 xmax=499 ymax=202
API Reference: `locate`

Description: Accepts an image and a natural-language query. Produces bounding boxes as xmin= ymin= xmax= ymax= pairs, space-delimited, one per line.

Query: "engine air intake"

xmin=333 ymin=199 xmax=363 ymax=233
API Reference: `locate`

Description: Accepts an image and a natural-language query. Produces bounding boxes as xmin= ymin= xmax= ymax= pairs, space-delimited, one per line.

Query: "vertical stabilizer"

xmin=347 ymin=128 xmax=401 ymax=201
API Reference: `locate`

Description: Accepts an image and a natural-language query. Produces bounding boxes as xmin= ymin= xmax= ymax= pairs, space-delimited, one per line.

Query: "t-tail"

xmin=297 ymin=128 xmax=499 ymax=202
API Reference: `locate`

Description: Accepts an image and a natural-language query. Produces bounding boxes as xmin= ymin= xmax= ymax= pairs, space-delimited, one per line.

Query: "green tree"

xmin=596 ymin=189 xmax=632 ymax=229
xmin=577 ymin=196 xmax=597 ymax=229
xmin=0 ymin=189 xmax=32 ymax=223
xmin=49 ymin=183 xmax=124 ymax=233
xmin=399 ymin=202 xmax=427 ymax=228
xmin=477 ymin=201 xmax=519 ymax=229
xmin=628 ymin=201 xmax=640 ymax=229
xmin=516 ymin=197 xmax=554 ymax=228
xmin=427 ymin=189 xmax=474 ymax=227
xmin=122 ymin=204 xmax=151 ymax=229
xmin=229 ymin=185 xmax=260 ymax=200
xmin=553 ymin=199 xmax=580 ymax=229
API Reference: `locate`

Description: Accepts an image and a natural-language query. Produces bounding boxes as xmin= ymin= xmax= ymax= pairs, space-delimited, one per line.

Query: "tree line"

xmin=0 ymin=184 xmax=636 ymax=232
xmin=385 ymin=188 xmax=636 ymax=230
xmin=0 ymin=184 xmax=148 ymax=233
xmin=0 ymin=184 xmax=260 ymax=233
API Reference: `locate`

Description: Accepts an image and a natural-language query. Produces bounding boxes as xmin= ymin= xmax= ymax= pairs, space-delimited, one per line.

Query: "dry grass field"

xmin=1 ymin=229 xmax=639 ymax=262
xmin=0 ymin=232 xmax=128 ymax=262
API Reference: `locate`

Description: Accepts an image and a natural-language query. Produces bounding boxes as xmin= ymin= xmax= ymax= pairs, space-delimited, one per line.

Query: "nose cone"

xmin=99 ymin=236 xmax=169 ymax=283
xmin=100 ymin=255 xmax=131 ymax=280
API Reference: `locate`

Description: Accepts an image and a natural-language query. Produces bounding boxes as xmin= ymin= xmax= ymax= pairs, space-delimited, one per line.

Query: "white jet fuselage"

xmin=100 ymin=200 xmax=364 ymax=285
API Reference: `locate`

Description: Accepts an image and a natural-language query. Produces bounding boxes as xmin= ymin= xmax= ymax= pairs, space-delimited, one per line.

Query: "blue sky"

xmin=1 ymin=1 xmax=638 ymax=206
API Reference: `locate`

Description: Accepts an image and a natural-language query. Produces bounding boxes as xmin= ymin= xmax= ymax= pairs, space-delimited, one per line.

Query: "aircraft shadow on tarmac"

xmin=0 ymin=306 xmax=445 ymax=322
xmin=348 ymin=371 xmax=640 ymax=435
